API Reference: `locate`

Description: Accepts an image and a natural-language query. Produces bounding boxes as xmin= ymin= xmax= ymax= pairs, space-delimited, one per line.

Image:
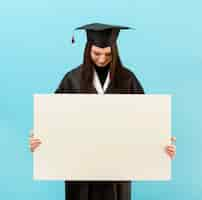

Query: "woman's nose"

xmin=98 ymin=55 xmax=106 ymax=63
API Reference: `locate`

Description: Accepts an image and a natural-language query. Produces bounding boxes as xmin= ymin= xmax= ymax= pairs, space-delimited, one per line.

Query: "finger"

xmin=30 ymin=141 xmax=41 ymax=146
xmin=167 ymin=144 xmax=176 ymax=149
xmin=30 ymin=142 xmax=41 ymax=147
xmin=167 ymin=150 xmax=176 ymax=156
xmin=30 ymin=139 xmax=41 ymax=144
xmin=29 ymin=138 xmax=42 ymax=143
xmin=166 ymin=147 xmax=176 ymax=153
xmin=167 ymin=146 xmax=176 ymax=151
xmin=30 ymin=138 xmax=41 ymax=142
xmin=30 ymin=143 xmax=41 ymax=151
xmin=167 ymin=145 xmax=176 ymax=150
xmin=168 ymin=149 xmax=176 ymax=154
xmin=30 ymin=141 xmax=41 ymax=145
xmin=167 ymin=148 xmax=176 ymax=154
xmin=167 ymin=150 xmax=176 ymax=154
xmin=30 ymin=143 xmax=41 ymax=149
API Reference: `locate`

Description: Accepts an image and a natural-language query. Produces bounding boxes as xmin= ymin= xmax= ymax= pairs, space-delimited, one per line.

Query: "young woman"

xmin=29 ymin=23 xmax=176 ymax=200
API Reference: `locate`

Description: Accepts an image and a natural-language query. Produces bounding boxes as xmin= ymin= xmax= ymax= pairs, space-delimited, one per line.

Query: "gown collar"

xmin=93 ymin=65 xmax=111 ymax=94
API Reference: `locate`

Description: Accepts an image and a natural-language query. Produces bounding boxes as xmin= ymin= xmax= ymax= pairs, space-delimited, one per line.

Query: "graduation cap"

xmin=71 ymin=23 xmax=133 ymax=48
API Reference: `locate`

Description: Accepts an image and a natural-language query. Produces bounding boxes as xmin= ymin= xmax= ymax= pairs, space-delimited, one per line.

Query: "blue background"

xmin=0 ymin=0 xmax=201 ymax=199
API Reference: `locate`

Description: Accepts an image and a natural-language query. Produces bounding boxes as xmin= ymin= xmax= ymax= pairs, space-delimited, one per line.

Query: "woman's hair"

xmin=80 ymin=41 xmax=124 ymax=91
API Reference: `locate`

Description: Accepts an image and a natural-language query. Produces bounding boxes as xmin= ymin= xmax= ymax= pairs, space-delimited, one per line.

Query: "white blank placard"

xmin=33 ymin=94 xmax=171 ymax=181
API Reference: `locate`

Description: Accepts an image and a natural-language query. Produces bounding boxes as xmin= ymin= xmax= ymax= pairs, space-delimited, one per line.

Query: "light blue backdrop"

xmin=0 ymin=0 xmax=201 ymax=199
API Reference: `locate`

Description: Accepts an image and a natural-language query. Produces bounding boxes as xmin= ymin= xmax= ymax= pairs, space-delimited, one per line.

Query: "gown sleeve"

xmin=54 ymin=73 xmax=72 ymax=94
xmin=129 ymin=73 xmax=145 ymax=94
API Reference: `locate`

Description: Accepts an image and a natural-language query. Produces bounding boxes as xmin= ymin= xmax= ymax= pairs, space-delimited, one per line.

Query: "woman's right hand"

xmin=29 ymin=130 xmax=42 ymax=152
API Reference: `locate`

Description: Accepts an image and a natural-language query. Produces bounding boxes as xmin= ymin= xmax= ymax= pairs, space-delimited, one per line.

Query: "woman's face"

xmin=90 ymin=45 xmax=112 ymax=67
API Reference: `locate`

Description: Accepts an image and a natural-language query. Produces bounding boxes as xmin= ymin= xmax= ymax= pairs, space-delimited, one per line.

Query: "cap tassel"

xmin=71 ymin=34 xmax=75 ymax=44
xmin=71 ymin=29 xmax=76 ymax=44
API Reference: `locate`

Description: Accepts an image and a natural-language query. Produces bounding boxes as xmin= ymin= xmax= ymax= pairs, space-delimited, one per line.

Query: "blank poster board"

xmin=33 ymin=94 xmax=171 ymax=181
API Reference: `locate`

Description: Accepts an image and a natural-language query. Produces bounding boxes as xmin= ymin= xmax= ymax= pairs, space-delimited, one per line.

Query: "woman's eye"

xmin=105 ymin=53 xmax=111 ymax=57
xmin=94 ymin=52 xmax=100 ymax=56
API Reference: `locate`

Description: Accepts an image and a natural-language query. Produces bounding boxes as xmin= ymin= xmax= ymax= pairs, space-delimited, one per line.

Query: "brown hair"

xmin=80 ymin=41 xmax=124 ymax=91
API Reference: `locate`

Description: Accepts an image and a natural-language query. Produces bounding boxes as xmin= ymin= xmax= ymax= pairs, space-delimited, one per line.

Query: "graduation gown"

xmin=55 ymin=64 xmax=144 ymax=200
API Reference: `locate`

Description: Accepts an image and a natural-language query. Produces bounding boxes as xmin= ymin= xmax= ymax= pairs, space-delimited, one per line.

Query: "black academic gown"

xmin=55 ymin=64 xmax=144 ymax=200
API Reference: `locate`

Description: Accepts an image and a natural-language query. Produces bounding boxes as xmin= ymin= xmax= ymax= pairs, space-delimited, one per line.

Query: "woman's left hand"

xmin=165 ymin=136 xmax=176 ymax=160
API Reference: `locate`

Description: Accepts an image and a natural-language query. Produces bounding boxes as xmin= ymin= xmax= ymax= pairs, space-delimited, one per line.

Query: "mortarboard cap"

xmin=72 ymin=23 xmax=133 ymax=48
